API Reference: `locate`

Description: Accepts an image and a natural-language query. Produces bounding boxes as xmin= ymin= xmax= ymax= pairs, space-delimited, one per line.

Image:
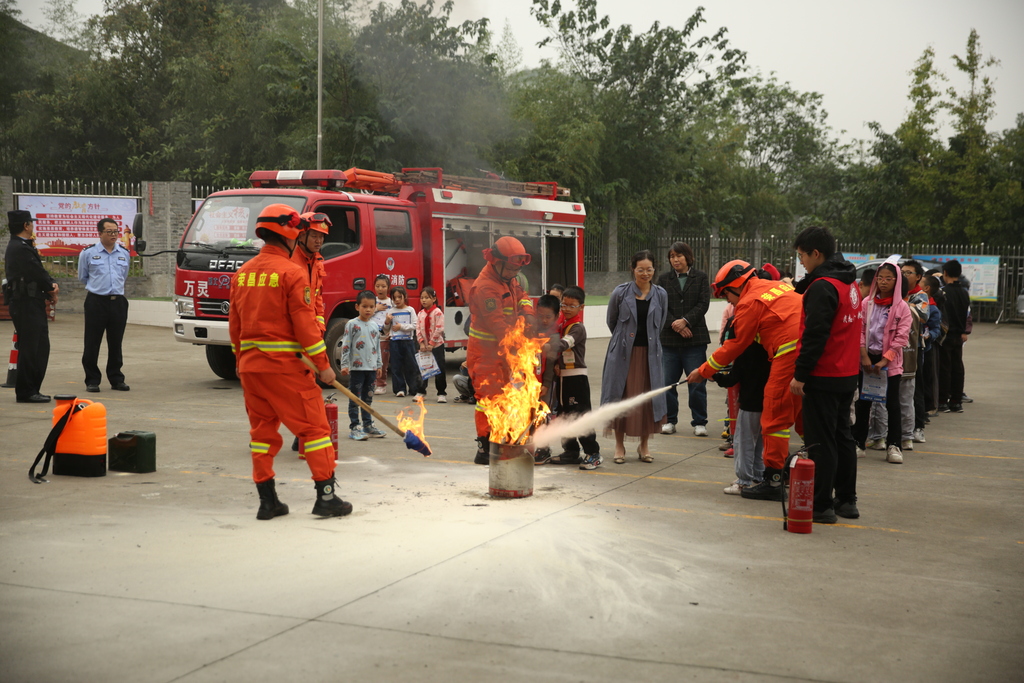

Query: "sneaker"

xmin=961 ymin=392 xmax=974 ymax=403
xmin=661 ymin=423 xmax=676 ymax=435
xmin=550 ymin=451 xmax=581 ymax=465
xmin=723 ymin=447 xmax=734 ymax=458
xmin=856 ymin=447 xmax=866 ymax=458
xmin=533 ymin=448 xmax=551 ymax=466
xmin=866 ymin=438 xmax=885 ymax=451
xmin=396 ymin=391 xmax=406 ymax=397
xmin=902 ymin=439 xmax=914 ymax=451
xmin=373 ymin=386 xmax=386 ymax=395
xmin=718 ymin=441 xmax=733 ymax=451
xmin=950 ymin=403 xmax=964 ymax=413
xmin=912 ymin=428 xmax=926 ymax=443
xmin=723 ymin=483 xmax=744 ymax=495
xmin=364 ymin=425 xmax=387 ymax=438
xmin=437 ymin=395 xmax=447 ymax=403
xmin=415 ymin=393 xmax=426 ymax=399
xmin=720 ymin=428 xmax=730 ymax=440
xmin=813 ymin=508 xmax=838 ymax=524
xmin=349 ymin=428 xmax=368 ymax=441
xmin=886 ymin=445 xmax=903 ymax=464
xmin=579 ymin=452 xmax=603 ymax=470
xmin=937 ymin=403 xmax=951 ymax=413
xmin=834 ymin=498 xmax=860 ymax=519
xmin=741 ymin=480 xmax=783 ymax=501
xmin=693 ymin=425 xmax=708 ymax=437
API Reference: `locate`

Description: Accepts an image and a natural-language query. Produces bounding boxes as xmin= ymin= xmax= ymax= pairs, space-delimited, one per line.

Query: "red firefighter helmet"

xmin=712 ymin=260 xmax=755 ymax=298
xmin=255 ymin=203 xmax=302 ymax=240
xmin=484 ymin=236 xmax=532 ymax=267
xmin=300 ymin=212 xmax=331 ymax=235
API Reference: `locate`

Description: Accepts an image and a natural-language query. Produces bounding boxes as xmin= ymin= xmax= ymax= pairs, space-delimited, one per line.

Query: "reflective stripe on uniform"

xmin=708 ymin=356 xmax=726 ymax=371
xmin=316 ymin=316 xmax=325 ymax=325
xmin=250 ymin=441 xmax=271 ymax=454
xmin=767 ymin=429 xmax=790 ymax=439
xmin=304 ymin=436 xmax=332 ymax=452
xmin=305 ymin=340 xmax=327 ymax=356
xmin=238 ymin=340 xmax=302 ymax=353
xmin=518 ymin=299 xmax=531 ymax=308
xmin=469 ymin=327 xmax=497 ymax=341
xmin=774 ymin=340 xmax=798 ymax=358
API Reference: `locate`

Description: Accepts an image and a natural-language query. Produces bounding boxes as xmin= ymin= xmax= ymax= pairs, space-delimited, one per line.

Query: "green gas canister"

xmin=108 ymin=431 xmax=157 ymax=473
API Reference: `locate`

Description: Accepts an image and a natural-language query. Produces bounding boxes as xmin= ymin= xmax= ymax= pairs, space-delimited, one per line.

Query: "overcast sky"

xmin=15 ymin=0 xmax=1024 ymax=144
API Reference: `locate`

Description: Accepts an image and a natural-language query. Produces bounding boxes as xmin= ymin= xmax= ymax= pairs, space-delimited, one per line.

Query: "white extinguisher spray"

xmin=784 ymin=453 xmax=815 ymax=533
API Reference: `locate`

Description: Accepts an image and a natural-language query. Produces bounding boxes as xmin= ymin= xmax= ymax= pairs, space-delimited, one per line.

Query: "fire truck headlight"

xmin=174 ymin=295 xmax=195 ymax=316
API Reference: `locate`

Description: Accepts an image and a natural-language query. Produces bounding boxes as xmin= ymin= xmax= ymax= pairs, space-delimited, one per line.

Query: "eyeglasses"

xmin=101 ymin=230 xmax=119 ymax=235
xmin=560 ymin=302 xmax=580 ymax=309
xmin=634 ymin=268 xmax=655 ymax=275
xmin=876 ymin=276 xmax=896 ymax=283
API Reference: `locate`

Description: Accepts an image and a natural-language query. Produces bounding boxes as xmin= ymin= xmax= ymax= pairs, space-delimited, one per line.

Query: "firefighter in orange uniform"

xmin=229 ymin=203 xmax=352 ymax=519
xmin=467 ymin=236 xmax=535 ymax=464
xmin=687 ymin=260 xmax=803 ymax=501
xmin=293 ymin=212 xmax=330 ymax=333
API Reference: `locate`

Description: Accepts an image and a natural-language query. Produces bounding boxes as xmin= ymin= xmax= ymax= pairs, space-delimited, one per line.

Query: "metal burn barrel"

xmin=488 ymin=441 xmax=534 ymax=498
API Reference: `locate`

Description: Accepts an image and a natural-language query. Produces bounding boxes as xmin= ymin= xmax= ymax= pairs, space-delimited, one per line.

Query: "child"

xmin=417 ymin=286 xmax=448 ymax=403
xmin=340 ymin=291 xmax=386 ymax=441
xmin=550 ymin=287 xmax=602 ymax=470
xmin=711 ymin=315 xmax=770 ymax=494
xmin=852 ymin=261 xmax=911 ymax=464
xmin=384 ymin=286 xmax=424 ymax=398
xmin=919 ymin=275 xmax=944 ymax=418
xmin=532 ymin=295 xmax=561 ymax=465
xmin=371 ymin=275 xmax=392 ymax=395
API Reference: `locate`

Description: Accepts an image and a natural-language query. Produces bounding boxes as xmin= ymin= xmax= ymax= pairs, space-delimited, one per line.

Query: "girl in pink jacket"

xmin=852 ymin=259 xmax=912 ymax=463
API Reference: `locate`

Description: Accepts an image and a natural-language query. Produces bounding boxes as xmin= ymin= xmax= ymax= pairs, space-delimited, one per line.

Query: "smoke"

xmin=533 ymin=383 xmax=677 ymax=449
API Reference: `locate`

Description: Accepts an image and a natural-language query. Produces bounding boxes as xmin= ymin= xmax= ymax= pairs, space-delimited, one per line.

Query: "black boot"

xmin=312 ymin=477 xmax=353 ymax=517
xmin=255 ymin=479 xmax=289 ymax=520
xmin=741 ymin=467 xmax=784 ymax=501
xmin=474 ymin=436 xmax=490 ymax=465
xmin=291 ymin=436 xmax=300 ymax=452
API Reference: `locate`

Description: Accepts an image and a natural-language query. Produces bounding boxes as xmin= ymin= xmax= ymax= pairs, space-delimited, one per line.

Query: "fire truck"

xmin=148 ymin=168 xmax=586 ymax=379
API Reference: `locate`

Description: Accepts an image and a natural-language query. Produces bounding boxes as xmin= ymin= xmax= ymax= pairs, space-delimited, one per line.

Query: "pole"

xmin=317 ymin=0 xmax=324 ymax=170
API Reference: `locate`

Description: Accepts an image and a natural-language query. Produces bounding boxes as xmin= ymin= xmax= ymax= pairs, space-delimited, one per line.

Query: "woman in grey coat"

xmin=601 ymin=250 xmax=668 ymax=463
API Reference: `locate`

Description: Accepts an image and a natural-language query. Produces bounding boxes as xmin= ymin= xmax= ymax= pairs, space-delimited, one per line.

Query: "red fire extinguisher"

xmin=324 ymin=393 xmax=339 ymax=454
xmin=784 ymin=453 xmax=815 ymax=534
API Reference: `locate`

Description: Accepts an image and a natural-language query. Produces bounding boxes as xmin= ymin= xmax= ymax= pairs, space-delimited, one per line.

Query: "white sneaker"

xmin=661 ymin=423 xmax=676 ymax=435
xmin=437 ymin=395 xmax=447 ymax=403
xmin=856 ymin=447 xmax=866 ymax=458
xmin=866 ymin=438 xmax=885 ymax=451
xmin=693 ymin=425 xmax=708 ymax=437
xmin=912 ymin=428 xmax=926 ymax=443
xmin=373 ymin=386 xmax=386 ymax=395
xmin=396 ymin=391 xmax=406 ymax=397
xmin=723 ymin=483 xmax=744 ymax=495
xmin=886 ymin=445 xmax=904 ymax=464
xmin=902 ymin=439 xmax=914 ymax=451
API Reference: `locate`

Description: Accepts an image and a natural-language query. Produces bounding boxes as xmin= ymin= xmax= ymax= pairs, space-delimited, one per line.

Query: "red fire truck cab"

xmin=155 ymin=168 xmax=586 ymax=379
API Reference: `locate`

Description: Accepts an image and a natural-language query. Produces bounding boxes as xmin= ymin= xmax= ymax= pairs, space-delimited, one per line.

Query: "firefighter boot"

xmin=255 ymin=479 xmax=289 ymax=520
xmin=741 ymin=467 xmax=784 ymax=501
xmin=474 ymin=436 xmax=490 ymax=465
xmin=312 ymin=477 xmax=353 ymax=517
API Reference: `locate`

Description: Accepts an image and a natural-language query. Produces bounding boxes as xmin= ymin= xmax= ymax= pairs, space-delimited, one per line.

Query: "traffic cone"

xmin=1 ymin=333 xmax=16 ymax=388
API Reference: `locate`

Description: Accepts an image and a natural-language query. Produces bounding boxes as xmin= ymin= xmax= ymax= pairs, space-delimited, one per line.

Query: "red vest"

xmin=800 ymin=276 xmax=861 ymax=378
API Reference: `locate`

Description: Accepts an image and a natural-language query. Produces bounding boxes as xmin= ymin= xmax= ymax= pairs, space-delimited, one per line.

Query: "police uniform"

xmin=4 ymin=213 xmax=57 ymax=402
xmin=78 ymin=240 xmax=131 ymax=389
xmin=229 ymin=242 xmax=336 ymax=485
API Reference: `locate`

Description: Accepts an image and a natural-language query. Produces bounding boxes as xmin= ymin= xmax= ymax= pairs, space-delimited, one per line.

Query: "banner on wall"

xmin=912 ymin=254 xmax=999 ymax=302
xmin=16 ymin=195 xmax=140 ymax=256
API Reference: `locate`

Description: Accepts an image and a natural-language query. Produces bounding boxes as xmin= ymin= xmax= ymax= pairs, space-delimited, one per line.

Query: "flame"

xmin=396 ymin=396 xmax=431 ymax=456
xmin=477 ymin=317 xmax=550 ymax=444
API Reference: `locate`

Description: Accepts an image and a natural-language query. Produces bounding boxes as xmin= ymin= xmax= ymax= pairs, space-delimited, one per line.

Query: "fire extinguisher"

xmin=324 ymin=393 xmax=339 ymax=453
xmin=783 ymin=452 xmax=815 ymax=534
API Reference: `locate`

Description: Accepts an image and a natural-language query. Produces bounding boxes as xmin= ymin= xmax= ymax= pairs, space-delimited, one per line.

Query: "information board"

xmin=17 ymin=195 xmax=139 ymax=256
xmin=912 ymin=254 xmax=999 ymax=302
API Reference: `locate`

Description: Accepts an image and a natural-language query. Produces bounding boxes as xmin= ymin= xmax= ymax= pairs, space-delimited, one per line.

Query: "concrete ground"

xmin=1 ymin=316 xmax=1022 ymax=683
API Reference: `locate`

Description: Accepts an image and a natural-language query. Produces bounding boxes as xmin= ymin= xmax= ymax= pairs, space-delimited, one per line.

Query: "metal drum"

xmin=488 ymin=441 xmax=534 ymax=498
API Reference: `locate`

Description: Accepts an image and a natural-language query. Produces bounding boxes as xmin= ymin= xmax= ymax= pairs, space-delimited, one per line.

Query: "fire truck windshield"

xmin=183 ymin=195 xmax=305 ymax=250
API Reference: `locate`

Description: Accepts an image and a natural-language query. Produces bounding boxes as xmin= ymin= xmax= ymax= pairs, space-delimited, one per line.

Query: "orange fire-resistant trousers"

xmin=241 ymin=370 xmax=336 ymax=483
xmin=760 ymin=351 xmax=803 ymax=470
xmin=467 ymin=348 xmax=509 ymax=438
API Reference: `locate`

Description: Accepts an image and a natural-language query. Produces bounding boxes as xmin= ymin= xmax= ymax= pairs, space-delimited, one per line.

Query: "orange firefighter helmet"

xmin=712 ymin=260 xmax=756 ymax=298
xmin=256 ymin=203 xmax=302 ymax=240
xmin=299 ymin=212 xmax=331 ymax=235
xmin=484 ymin=236 xmax=531 ymax=267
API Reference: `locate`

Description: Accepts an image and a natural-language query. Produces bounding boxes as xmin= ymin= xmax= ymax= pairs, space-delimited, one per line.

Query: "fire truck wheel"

xmin=324 ymin=318 xmax=351 ymax=387
xmin=206 ymin=344 xmax=238 ymax=380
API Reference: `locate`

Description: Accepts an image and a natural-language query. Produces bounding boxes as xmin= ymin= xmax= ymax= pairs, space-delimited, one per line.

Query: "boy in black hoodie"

xmin=791 ymin=226 xmax=862 ymax=524
xmin=938 ymin=260 xmax=971 ymax=413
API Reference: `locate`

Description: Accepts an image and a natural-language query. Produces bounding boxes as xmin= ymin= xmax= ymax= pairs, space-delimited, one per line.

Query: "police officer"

xmin=4 ymin=210 xmax=58 ymax=403
xmin=78 ymin=218 xmax=131 ymax=392
xmin=228 ymin=203 xmax=352 ymax=519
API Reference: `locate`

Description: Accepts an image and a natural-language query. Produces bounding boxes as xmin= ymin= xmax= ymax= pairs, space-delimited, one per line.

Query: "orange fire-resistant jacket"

xmin=292 ymin=246 xmax=327 ymax=333
xmin=229 ymin=243 xmax=330 ymax=374
xmin=698 ymin=278 xmax=802 ymax=379
xmin=467 ymin=263 xmax=534 ymax=354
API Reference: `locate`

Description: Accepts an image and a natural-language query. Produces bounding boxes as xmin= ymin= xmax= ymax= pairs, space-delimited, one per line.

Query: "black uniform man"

xmin=3 ymin=210 xmax=59 ymax=403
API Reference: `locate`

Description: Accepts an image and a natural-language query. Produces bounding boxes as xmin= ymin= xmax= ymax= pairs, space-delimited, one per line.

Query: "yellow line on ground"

xmin=588 ymin=501 xmax=909 ymax=533
xmin=913 ymin=449 xmax=1019 ymax=460
xmin=953 ymin=437 xmax=1024 ymax=444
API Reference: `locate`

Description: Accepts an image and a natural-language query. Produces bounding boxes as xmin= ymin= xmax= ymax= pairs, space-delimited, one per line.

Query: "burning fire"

xmin=396 ymin=396 xmax=431 ymax=456
xmin=477 ymin=318 xmax=550 ymax=445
